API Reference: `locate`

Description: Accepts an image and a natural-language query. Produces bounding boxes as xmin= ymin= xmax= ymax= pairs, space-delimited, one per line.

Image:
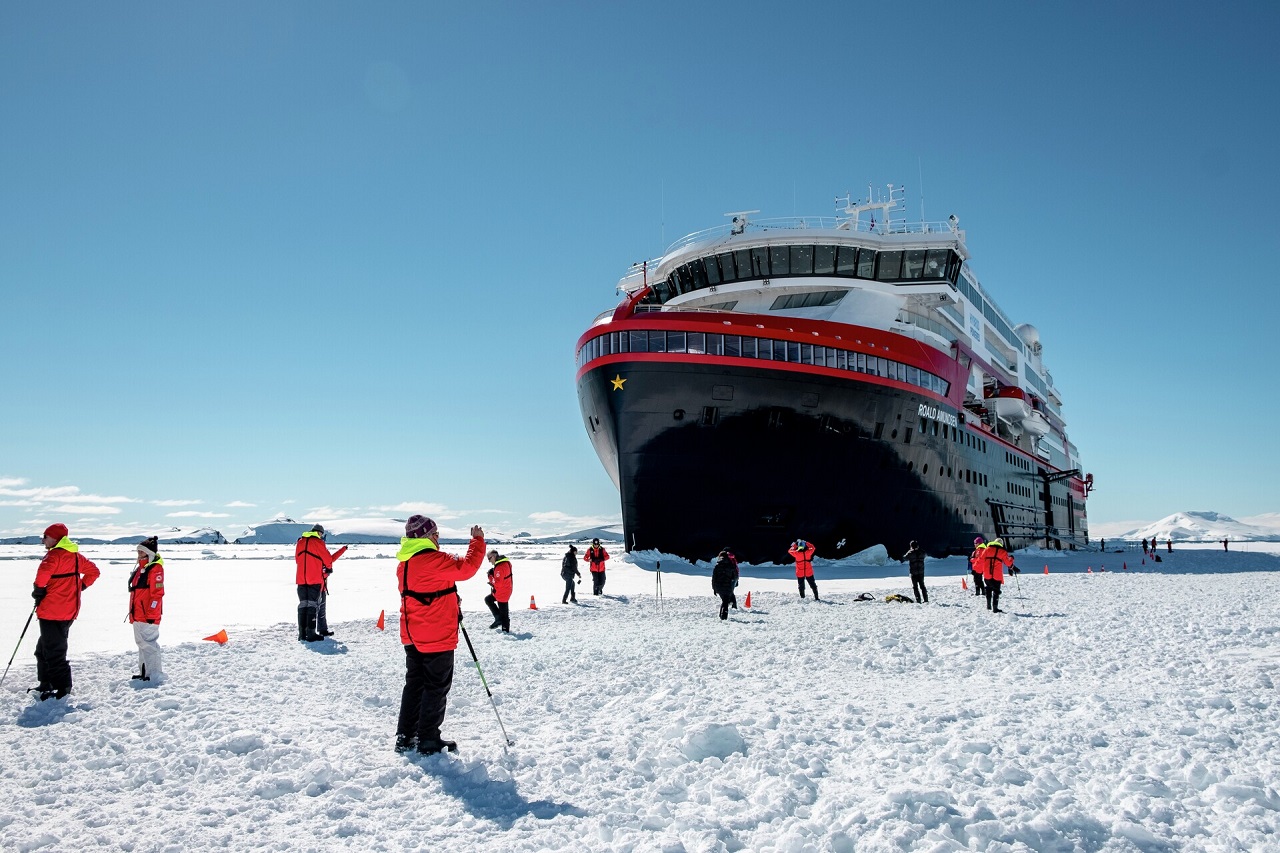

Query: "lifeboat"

xmin=985 ymin=386 xmax=1031 ymax=422
xmin=1023 ymin=410 xmax=1050 ymax=438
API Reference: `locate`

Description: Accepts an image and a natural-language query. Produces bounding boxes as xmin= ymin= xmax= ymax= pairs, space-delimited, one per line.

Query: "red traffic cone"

xmin=529 ymin=595 xmax=538 ymax=610
xmin=962 ymin=576 xmax=969 ymax=591
xmin=1123 ymin=562 xmax=1127 ymax=571
xmin=1043 ymin=565 xmax=1049 ymax=575
xmin=744 ymin=591 xmax=752 ymax=608
xmin=376 ymin=610 xmax=385 ymax=631
xmin=202 ymin=629 xmax=228 ymax=645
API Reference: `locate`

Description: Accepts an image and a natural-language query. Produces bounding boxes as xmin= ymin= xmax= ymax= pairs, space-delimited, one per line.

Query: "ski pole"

xmin=0 ymin=606 xmax=37 ymax=691
xmin=656 ymin=560 xmax=662 ymax=614
xmin=458 ymin=623 xmax=514 ymax=753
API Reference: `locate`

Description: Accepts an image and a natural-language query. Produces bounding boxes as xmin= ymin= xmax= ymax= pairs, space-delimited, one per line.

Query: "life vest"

xmin=34 ymin=539 xmax=101 ymax=621
xmin=128 ymin=557 xmax=165 ymax=624
xmin=396 ymin=535 xmax=485 ymax=653
xmin=788 ymin=544 xmax=815 ymax=578
xmin=487 ymin=557 xmax=513 ymax=603
xmin=295 ymin=532 xmax=341 ymax=585
xmin=982 ymin=543 xmax=1015 ymax=583
xmin=586 ymin=546 xmax=609 ymax=572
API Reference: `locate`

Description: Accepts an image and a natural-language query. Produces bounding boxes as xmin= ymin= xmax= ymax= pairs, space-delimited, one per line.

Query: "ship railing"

xmin=661 ymin=216 xmax=963 ymax=257
xmin=895 ymin=310 xmax=960 ymax=345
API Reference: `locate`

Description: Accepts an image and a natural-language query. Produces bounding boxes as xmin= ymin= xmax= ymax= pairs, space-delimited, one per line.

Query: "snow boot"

xmin=416 ymin=738 xmax=458 ymax=755
xmin=488 ymin=620 xmax=501 ymax=629
xmin=298 ymin=612 xmax=308 ymax=641
xmin=394 ymin=734 xmax=416 ymax=754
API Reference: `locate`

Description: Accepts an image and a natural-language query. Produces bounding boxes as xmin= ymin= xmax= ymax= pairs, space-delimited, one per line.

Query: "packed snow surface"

xmin=2 ymin=543 xmax=1279 ymax=851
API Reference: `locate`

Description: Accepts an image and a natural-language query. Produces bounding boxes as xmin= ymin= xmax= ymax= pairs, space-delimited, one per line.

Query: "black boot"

xmin=394 ymin=734 xmax=416 ymax=754
xmin=416 ymin=738 xmax=458 ymax=755
xmin=298 ymin=612 xmax=308 ymax=641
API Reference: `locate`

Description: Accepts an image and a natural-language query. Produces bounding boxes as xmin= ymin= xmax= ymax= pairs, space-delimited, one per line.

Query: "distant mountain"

xmin=232 ymin=518 xmax=626 ymax=545
xmin=0 ymin=526 xmax=227 ymax=546
xmin=1120 ymin=511 xmax=1280 ymax=543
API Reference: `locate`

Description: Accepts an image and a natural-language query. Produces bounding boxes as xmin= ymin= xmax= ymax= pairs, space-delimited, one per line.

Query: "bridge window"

xmin=751 ymin=247 xmax=770 ymax=277
xmin=876 ymin=251 xmax=903 ymax=281
xmin=814 ymin=245 xmax=835 ymax=274
xmin=836 ymin=245 xmax=859 ymax=276
xmin=925 ymin=249 xmax=950 ymax=280
xmin=790 ymin=245 xmax=814 ymax=275
xmin=857 ymin=248 xmax=876 ymax=278
xmin=704 ymin=256 xmax=721 ymax=285
xmin=769 ymin=245 xmax=791 ymax=276
xmin=903 ymin=249 xmax=926 ymax=280
xmin=717 ymin=252 xmax=738 ymax=282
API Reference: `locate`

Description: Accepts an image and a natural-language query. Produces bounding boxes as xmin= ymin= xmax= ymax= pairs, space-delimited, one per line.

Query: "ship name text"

xmin=918 ymin=403 xmax=959 ymax=428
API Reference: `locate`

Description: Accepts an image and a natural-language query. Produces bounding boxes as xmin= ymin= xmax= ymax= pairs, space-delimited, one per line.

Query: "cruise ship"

xmin=575 ymin=185 xmax=1091 ymax=564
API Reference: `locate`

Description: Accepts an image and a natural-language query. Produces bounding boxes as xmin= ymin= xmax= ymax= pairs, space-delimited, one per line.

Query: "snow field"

xmin=1 ymin=546 xmax=1279 ymax=851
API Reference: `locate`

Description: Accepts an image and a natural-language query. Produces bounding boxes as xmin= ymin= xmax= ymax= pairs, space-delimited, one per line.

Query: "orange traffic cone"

xmin=529 ymin=595 xmax=538 ymax=610
xmin=203 ymin=629 xmax=228 ymax=645
xmin=376 ymin=610 xmax=385 ymax=631
xmin=1123 ymin=562 xmax=1127 ymax=571
xmin=1043 ymin=565 xmax=1049 ymax=575
xmin=962 ymin=576 xmax=969 ymax=591
xmin=1087 ymin=566 xmax=1093 ymax=574
xmin=744 ymin=591 xmax=752 ymax=608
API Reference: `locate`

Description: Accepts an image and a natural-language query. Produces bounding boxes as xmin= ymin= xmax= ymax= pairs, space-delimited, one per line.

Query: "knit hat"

xmin=138 ymin=536 xmax=160 ymax=560
xmin=311 ymin=523 xmax=326 ymax=538
xmin=973 ymin=536 xmax=984 ymax=545
xmin=405 ymin=515 xmax=437 ymax=539
xmin=43 ymin=523 xmax=68 ymax=542
xmin=910 ymin=540 xmax=919 ymax=549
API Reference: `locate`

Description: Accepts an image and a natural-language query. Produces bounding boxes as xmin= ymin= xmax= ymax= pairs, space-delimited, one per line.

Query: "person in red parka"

xmin=294 ymin=524 xmax=347 ymax=642
xmin=969 ymin=536 xmax=987 ymax=598
xmin=395 ymin=514 xmax=485 ymax=755
xmin=788 ymin=539 xmax=820 ymax=600
xmin=128 ymin=535 xmax=165 ymax=683
xmin=585 ymin=539 xmax=610 ymax=595
xmin=980 ymin=538 xmax=1016 ymax=613
xmin=31 ymin=523 xmax=101 ymax=700
xmin=484 ymin=550 xmax=513 ymax=633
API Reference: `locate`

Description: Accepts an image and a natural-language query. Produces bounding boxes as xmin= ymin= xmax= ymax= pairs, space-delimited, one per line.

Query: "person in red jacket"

xmin=980 ymin=538 xmax=1016 ymax=613
xmin=31 ymin=523 xmax=101 ymax=700
xmin=128 ymin=535 xmax=165 ymax=683
xmin=788 ymin=539 xmax=820 ymax=600
xmin=294 ymin=524 xmax=347 ymax=642
xmin=484 ymin=550 xmax=513 ymax=633
xmin=585 ymin=539 xmax=610 ymax=595
xmin=969 ymin=536 xmax=987 ymax=598
xmin=395 ymin=515 xmax=485 ymax=755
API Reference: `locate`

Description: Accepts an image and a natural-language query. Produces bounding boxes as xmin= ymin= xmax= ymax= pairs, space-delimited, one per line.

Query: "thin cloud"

xmin=0 ymin=477 xmax=28 ymax=489
xmin=166 ymin=511 xmax=231 ymax=519
xmin=371 ymin=502 xmax=454 ymax=516
xmin=0 ymin=499 xmax=40 ymax=507
xmin=225 ymin=501 xmax=257 ymax=508
xmin=527 ymin=510 xmax=620 ymax=529
xmin=51 ymin=505 xmax=121 ymax=515
xmin=152 ymin=499 xmax=203 ymax=507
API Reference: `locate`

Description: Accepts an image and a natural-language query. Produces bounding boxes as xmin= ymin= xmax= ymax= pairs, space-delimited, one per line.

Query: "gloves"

xmin=32 ymin=587 xmax=47 ymax=603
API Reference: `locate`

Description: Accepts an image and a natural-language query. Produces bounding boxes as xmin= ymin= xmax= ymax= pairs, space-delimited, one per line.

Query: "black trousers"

xmin=987 ymin=580 xmax=1003 ymax=611
xmin=911 ymin=574 xmax=929 ymax=603
xmin=35 ymin=619 xmax=73 ymax=692
xmin=717 ymin=591 xmax=737 ymax=620
xmin=562 ymin=577 xmax=577 ymax=603
xmin=971 ymin=571 xmax=985 ymax=595
xmin=485 ymin=594 xmax=510 ymax=632
xmin=397 ymin=646 xmax=455 ymax=742
xmin=591 ymin=570 xmax=605 ymax=595
xmin=797 ymin=576 xmax=819 ymax=599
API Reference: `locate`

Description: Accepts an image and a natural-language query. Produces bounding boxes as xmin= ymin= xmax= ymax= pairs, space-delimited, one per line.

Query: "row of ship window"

xmin=642 ymin=244 xmax=963 ymax=306
xmin=578 ymin=330 xmax=951 ymax=397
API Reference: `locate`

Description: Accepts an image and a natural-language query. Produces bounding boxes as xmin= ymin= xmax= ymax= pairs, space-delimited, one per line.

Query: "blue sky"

xmin=2 ymin=2 xmax=1277 ymax=539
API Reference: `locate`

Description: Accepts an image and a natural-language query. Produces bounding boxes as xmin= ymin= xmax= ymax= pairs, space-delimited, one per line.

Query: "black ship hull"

xmin=578 ymin=356 xmax=1086 ymax=565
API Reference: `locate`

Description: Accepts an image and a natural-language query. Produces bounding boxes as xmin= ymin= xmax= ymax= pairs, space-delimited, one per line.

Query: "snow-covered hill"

xmin=1120 ymin=510 xmax=1280 ymax=543
xmin=0 ymin=526 xmax=227 ymax=546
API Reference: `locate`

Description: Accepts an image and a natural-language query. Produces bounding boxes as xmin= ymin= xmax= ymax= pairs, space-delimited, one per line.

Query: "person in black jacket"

xmin=902 ymin=540 xmax=928 ymax=603
xmin=560 ymin=545 xmax=581 ymax=604
xmin=711 ymin=550 xmax=739 ymax=620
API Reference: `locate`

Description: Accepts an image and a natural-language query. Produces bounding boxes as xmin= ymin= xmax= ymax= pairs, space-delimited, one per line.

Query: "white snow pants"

xmin=133 ymin=622 xmax=163 ymax=680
